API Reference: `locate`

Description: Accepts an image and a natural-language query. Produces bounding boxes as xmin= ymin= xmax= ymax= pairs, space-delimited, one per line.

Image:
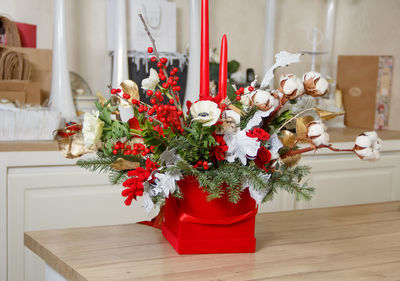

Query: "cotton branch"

xmin=280 ymin=144 xmax=355 ymax=159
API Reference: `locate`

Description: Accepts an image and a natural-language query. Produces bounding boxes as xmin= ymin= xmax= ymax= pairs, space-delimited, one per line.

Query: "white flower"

xmin=251 ymin=90 xmax=279 ymax=112
xmin=190 ymin=100 xmax=221 ymax=126
xmin=142 ymin=192 xmax=154 ymax=213
xmin=224 ymin=129 xmax=260 ymax=165
xmin=279 ymin=74 xmax=304 ymax=99
xmin=243 ymin=174 xmax=271 ymax=204
xmin=153 ymin=172 xmax=182 ymax=197
xmin=303 ymin=71 xmax=329 ymax=97
xmin=82 ymin=110 xmax=104 ymax=148
xmin=141 ymin=68 xmax=160 ymax=91
xmin=306 ymin=121 xmax=330 ymax=146
xmin=354 ymin=131 xmax=382 ymax=161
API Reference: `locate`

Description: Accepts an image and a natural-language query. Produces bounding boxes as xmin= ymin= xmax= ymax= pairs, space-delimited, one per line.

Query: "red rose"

xmin=210 ymin=134 xmax=228 ymax=162
xmin=254 ymin=146 xmax=271 ymax=172
xmin=246 ymin=128 xmax=270 ymax=141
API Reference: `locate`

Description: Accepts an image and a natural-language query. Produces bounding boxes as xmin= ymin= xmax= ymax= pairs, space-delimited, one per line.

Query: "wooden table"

xmin=25 ymin=201 xmax=400 ymax=281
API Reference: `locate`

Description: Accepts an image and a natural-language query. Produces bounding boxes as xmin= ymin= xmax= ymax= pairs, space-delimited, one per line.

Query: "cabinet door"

xmin=297 ymin=154 xmax=400 ymax=209
xmin=8 ymin=165 xmax=157 ymax=281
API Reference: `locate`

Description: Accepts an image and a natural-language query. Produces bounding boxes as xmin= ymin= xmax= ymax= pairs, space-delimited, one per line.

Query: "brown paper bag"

xmin=337 ymin=55 xmax=393 ymax=130
xmin=0 ymin=44 xmax=52 ymax=102
xmin=0 ymin=80 xmax=41 ymax=105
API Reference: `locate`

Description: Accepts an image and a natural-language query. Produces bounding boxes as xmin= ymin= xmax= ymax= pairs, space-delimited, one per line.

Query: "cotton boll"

xmin=306 ymin=121 xmax=330 ymax=146
xmin=225 ymin=109 xmax=241 ymax=125
xmin=251 ymin=90 xmax=279 ymax=112
xmin=354 ymin=132 xmax=382 ymax=161
xmin=303 ymin=71 xmax=329 ymax=97
xmin=279 ymin=74 xmax=304 ymax=99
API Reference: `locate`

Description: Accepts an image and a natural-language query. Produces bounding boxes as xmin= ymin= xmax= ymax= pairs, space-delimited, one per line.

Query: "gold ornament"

xmin=120 ymin=80 xmax=140 ymax=102
xmin=279 ymin=130 xmax=302 ymax=167
xmin=56 ymin=132 xmax=96 ymax=159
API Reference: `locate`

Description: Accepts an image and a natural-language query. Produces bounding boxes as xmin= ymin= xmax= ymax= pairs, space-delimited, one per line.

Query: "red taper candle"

xmin=218 ymin=34 xmax=228 ymax=103
xmin=199 ymin=0 xmax=209 ymax=100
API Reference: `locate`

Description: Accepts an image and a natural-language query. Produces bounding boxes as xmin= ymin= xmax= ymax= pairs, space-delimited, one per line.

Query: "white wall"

xmin=1 ymin=0 xmax=400 ymax=129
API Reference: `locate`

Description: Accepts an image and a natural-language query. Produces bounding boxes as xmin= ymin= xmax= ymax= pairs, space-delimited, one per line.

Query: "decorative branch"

xmin=281 ymin=144 xmax=355 ymax=159
xmin=138 ymin=14 xmax=185 ymax=124
xmin=278 ymin=107 xmax=316 ymax=131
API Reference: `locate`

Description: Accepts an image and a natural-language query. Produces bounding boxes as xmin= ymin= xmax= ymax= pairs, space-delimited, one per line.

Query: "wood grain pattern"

xmin=24 ymin=201 xmax=400 ymax=281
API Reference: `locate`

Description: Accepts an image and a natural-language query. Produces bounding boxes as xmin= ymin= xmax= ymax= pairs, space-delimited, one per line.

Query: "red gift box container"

xmin=162 ymin=176 xmax=257 ymax=254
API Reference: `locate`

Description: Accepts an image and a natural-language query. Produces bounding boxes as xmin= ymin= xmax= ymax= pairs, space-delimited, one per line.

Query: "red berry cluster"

xmin=112 ymin=141 xmax=155 ymax=157
xmin=193 ymin=160 xmax=210 ymax=170
xmin=234 ymin=86 xmax=254 ymax=101
xmin=148 ymin=104 xmax=184 ymax=133
xmin=110 ymin=88 xmax=122 ymax=95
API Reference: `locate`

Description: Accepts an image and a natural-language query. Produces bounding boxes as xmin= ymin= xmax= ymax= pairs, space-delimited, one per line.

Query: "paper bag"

xmin=0 ymin=80 xmax=41 ymax=105
xmin=337 ymin=55 xmax=393 ymax=130
xmin=0 ymin=44 xmax=52 ymax=102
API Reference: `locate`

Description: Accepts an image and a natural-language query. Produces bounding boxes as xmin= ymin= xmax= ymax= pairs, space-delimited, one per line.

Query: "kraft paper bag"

xmin=0 ymin=44 xmax=52 ymax=103
xmin=337 ymin=55 xmax=392 ymax=130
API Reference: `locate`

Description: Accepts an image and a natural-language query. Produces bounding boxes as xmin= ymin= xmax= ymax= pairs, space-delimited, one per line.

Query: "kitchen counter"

xmin=25 ymin=201 xmax=400 ymax=281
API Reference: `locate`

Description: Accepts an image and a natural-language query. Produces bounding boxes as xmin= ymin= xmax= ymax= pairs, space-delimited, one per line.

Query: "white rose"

xmin=141 ymin=68 xmax=160 ymax=91
xmin=82 ymin=110 xmax=104 ymax=148
xmin=279 ymin=74 xmax=304 ymax=99
xmin=354 ymin=131 xmax=382 ymax=161
xmin=306 ymin=121 xmax=329 ymax=146
xmin=190 ymin=100 xmax=221 ymax=126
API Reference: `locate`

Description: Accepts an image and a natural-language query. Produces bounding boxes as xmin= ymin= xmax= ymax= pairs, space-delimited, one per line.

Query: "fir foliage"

xmin=263 ymin=164 xmax=314 ymax=202
xmin=240 ymin=106 xmax=258 ymax=130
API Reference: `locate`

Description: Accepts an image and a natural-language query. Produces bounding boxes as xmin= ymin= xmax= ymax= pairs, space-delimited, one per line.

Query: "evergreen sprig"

xmin=264 ymin=164 xmax=314 ymax=202
xmin=240 ymin=106 xmax=258 ymax=130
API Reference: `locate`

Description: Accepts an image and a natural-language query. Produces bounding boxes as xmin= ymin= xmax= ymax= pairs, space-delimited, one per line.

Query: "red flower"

xmin=246 ymin=128 xmax=270 ymax=141
xmin=254 ymin=146 xmax=271 ymax=172
xmin=122 ymin=159 xmax=159 ymax=205
xmin=128 ymin=117 xmax=141 ymax=130
xmin=210 ymin=134 xmax=228 ymax=162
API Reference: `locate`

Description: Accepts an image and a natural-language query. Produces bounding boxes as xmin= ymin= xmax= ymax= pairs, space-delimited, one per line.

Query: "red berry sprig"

xmin=193 ymin=160 xmax=210 ymax=170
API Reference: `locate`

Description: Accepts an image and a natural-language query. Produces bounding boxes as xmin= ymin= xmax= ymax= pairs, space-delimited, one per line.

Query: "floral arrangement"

xmin=75 ymin=14 xmax=382 ymax=213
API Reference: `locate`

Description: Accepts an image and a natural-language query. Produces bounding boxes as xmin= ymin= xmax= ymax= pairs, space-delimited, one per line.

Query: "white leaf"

xmin=260 ymin=51 xmax=302 ymax=89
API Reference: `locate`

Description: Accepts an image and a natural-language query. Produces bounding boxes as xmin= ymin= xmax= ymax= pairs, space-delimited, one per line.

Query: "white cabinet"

xmin=1 ymin=138 xmax=400 ymax=281
xmin=0 ymin=151 xmax=157 ymax=281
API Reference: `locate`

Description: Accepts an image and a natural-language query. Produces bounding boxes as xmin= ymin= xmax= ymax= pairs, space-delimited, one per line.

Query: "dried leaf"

xmin=280 ymin=130 xmax=296 ymax=147
xmin=296 ymin=116 xmax=314 ymax=139
xmin=281 ymin=154 xmax=302 ymax=167
xmin=315 ymin=108 xmax=345 ymax=121
xmin=110 ymin=158 xmax=140 ymax=170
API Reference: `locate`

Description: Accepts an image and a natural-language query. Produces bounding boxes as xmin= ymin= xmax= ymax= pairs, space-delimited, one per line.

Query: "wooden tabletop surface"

xmin=25 ymin=201 xmax=400 ymax=281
